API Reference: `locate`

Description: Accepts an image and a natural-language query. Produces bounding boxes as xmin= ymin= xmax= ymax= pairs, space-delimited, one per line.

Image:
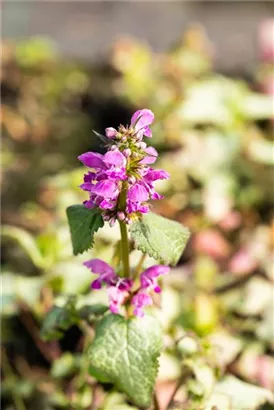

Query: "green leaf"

xmin=212 ymin=376 xmax=274 ymax=410
xmin=130 ymin=213 xmax=190 ymax=266
xmin=66 ymin=205 xmax=104 ymax=255
xmin=88 ymin=314 xmax=162 ymax=407
xmin=41 ymin=297 xmax=78 ymax=341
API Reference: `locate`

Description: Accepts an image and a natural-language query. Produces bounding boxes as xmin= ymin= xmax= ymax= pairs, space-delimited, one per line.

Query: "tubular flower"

xmin=140 ymin=265 xmax=170 ymax=293
xmin=84 ymin=259 xmax=170 ymax=317
xmin=78 ymin=109 xmax=169 ymax=225
xmin=131 ymin=293 xmax=153 ymax=318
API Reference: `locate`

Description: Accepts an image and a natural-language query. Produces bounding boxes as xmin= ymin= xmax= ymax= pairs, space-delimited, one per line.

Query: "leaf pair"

xmin=67 ymin=205 xmax=190 ymax=266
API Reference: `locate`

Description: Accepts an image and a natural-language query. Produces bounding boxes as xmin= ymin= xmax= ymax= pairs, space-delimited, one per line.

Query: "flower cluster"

xmin=78 ymin=109 xmax=169 ymax=224
xmin=84 ymin=259 xmax=170 ymax=317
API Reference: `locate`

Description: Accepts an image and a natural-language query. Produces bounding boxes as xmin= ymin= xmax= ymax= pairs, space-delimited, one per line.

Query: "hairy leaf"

xmin=66 ymin=205 xmax=104 ymax=255
xmin=130 ymin=213 xmax=190 ymax=265
xmin=88 ymin=314 xmax=162 ymax=407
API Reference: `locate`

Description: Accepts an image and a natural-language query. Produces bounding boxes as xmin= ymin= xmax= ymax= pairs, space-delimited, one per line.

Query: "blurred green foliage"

xmin=1 ymin=29 xmax=274 ymax=410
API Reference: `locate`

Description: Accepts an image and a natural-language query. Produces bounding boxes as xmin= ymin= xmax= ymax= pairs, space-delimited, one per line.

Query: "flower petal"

xmin=132 ymin=292 xmax=153 ymax=317
xmin=131 ymin=109 xmax=154 ymax=129
xmin=84 ymin=259 xmax=114 ymax=275
xmin=127 ymin=183 xmax=149 ymax=203
xmin=104 ymin=150 xmax=126 ymax=167
xmin=90 ymin=180 xmax=119 ymax=198
xmin=139 ymin=146 xmax=159 ymax=165
xmin=141 ymin=265 xmax=170 ymax=279
xmin=145 ymin=169 xmax=170 ymax=182
xmin=78 ymin=152 xmax=105 ymax=169
xmin=91 ymin=279 xmax=102 ymax=289
xmin=131 ymin=109 xmax=154 ymax=137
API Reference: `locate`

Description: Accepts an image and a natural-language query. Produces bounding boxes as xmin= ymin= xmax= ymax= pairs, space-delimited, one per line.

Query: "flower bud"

xmin=121 ymin=136 xmax=127 ymax=142
xmin=109 ymin=217 xmax=116 ymax=227
xmin=111 ymin=145 xmax=118 ymax=151
xmin=123 ymin=148 xmax=131 ymax=157
xmin=136 ymin=142 xmax=147 ymax=150
xmin=105 ymin=127 xmax=117 ymax=139
xmin=117 ymin=211 xmax=126 ymax=221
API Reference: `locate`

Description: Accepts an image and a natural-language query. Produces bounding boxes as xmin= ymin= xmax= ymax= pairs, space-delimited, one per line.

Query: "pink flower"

xmin=140 ymin=265 xmax=170 ymax=293
xmin=105 ymin=127 xmax=117 ymax=139
xmin=229 ymin=249 xmax=258 ymax=275
xmin=132 ymin=293 xmax=153 ymax=317
xmin=139 ymin=146 xmax=158 ymax=165
xmin=84 ymin=259 xmax=133 ymax=314
xmin=259 ymin=19 xmax=274 ymax=62
xmin=131 ymin=109 xmax=154 ymax=138
xmin=194 ymin=230 xmax=230 ymax=259
xmin=107 ymin=286 xmax=127 ymax=314
xmin=78 ymin=152 xmax=106 ymax=169
xmin=84 ymin=258 xmax=116 ymax=289
xmin=127 ymin=183 xmax=150 ymax=203
xmin=78 ymin=108 xmax=169 ymax=223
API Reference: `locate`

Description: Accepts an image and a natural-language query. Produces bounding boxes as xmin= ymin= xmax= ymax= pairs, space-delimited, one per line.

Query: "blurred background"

xmin=1 ymin=2 xmax=274 ymax=410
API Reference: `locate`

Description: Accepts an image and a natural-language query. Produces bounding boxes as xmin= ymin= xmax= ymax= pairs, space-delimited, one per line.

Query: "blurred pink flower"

xmin=229 ymin=249 xmax=258 ymax=275
xmin=194 ymin=230 xmax=230 ymax=259
xmin=259 ymin=19 xmax=274 ymax=62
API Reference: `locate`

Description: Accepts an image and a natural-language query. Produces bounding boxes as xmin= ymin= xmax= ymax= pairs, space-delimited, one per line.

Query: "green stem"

xmin=119 ymin=221 xmax=130 ymax=277
xmin=135 ymin=253 xmax=146 ymax=277
xmin=118 ymin=184 xmax=130 ymax=278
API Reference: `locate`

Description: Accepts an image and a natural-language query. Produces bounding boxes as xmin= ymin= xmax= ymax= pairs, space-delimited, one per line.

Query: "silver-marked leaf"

xmin=66 ymin=205 xmax=104 ymax=255
xmin=130 ymin=213 xmax=190 ymax=266
xmin=88 ymin=314 xmax=162 ymax=408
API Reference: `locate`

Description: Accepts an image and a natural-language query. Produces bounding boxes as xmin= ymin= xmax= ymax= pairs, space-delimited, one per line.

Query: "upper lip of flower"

xmin=130 ymin=109 xmax=155 ymax=138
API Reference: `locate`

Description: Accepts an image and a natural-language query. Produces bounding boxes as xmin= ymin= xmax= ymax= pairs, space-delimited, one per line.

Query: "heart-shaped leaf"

xmin=88 ymin=314 xmax=162 ymax=407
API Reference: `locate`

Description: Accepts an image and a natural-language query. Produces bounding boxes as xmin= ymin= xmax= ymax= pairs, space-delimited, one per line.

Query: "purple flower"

xmin=107 ymin=286 xmax=126 ymax=314
xmin=139 ymin=146 xmax=158 ymax=165
xmin=144 ymin=169 xmax=170 ymax=182
xmin=127 ymin=183 xmax=149 ymax=203
xmin=78 ymin=108 xmax=169 ymax=224
xmin=78 ymin=152 xmax=105 ymax=169
xmin=83 ymin=259 xmax=170 ymax=317
xmin=84 ymin=259 xmax=133 ymax=315
xmin=84 ymin=259 xmax=116 ymax=289
xmin=140 ymin=265 xmax=170 ymax=293
xmin=131 ymin=109 xmax=154 ymax=138
xmin=89 ymin=180 xmax=120 ymax=198
xmin=105 ymin=127 xmax=117 ymax=139
xmin=132 ymin=293 xmax=153 ymax=317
